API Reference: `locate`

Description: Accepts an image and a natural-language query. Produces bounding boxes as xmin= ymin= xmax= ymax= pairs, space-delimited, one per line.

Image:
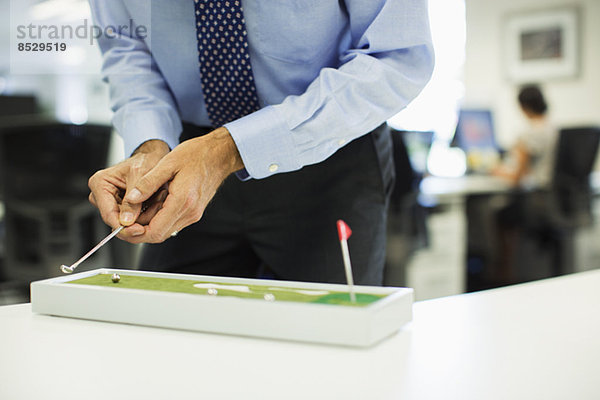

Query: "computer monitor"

xmin=451 ymin=109 xmax=498 ymax=152
xmin=452 ymin=109 xmax=500 ymax=173
xmin=399 ymin=130 xmax=434 ymax=175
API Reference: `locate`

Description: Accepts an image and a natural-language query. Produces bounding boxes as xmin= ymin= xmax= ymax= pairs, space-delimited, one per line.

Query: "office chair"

xmin=520 ymin=126 xmax=600 ymax=278
xmin=0 ymin=123 xmax=113 ymax=283
xmin=466 ymin=127 xmax=600 ymax=290
xmin=552 ymin=127 xmax=600 ymax=227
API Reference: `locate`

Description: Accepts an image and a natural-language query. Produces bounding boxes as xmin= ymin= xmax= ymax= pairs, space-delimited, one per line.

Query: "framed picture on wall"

xmin=504 ymin=7 xmax=579 ymax=82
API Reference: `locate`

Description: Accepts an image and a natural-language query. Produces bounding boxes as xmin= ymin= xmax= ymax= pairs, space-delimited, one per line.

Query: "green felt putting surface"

xmin=66 ymin=274 xmax=386 ymax=307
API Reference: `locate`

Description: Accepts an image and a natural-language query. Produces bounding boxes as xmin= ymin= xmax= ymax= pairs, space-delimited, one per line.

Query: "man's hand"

xmin=88 ymin=139 xmax=170 ymax=240
xmin=120 ymin=127 xmax=244 ymax=243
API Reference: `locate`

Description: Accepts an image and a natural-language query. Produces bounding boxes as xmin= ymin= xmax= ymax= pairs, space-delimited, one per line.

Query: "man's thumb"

xmin=124 ymin=162 xmax=175 ymax=204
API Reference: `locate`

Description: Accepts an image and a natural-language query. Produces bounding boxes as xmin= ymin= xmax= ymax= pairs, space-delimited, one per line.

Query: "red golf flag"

xmin=336 ymin=219 xmax=352 ymax=241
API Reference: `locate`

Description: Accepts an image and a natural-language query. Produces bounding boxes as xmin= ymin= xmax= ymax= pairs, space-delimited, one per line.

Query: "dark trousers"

xmin=139 ymin=123 xmax=394 ymax=285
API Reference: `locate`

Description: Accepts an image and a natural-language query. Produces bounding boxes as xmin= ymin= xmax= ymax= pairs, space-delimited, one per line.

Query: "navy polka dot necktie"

xmin=194 ymin=0 xmax=261 ymax=128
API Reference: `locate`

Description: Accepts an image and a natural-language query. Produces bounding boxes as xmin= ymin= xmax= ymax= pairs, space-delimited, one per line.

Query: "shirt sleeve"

xmin=88 ymin=1 xmax=181 ymax=157
xmin=225 ymin=0 xmax=434 ymax=179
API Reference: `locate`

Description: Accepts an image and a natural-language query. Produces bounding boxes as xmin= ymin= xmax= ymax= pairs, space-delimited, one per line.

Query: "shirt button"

xmin=268 ymin=163 xmax=279 ymax=173
xmin=338 ymin=139 xmax=346 ymax=146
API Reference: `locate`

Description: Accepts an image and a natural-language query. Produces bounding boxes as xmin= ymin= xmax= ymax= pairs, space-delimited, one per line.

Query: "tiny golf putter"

xmin=59 ymin=226 xmax=124 ymax=275
xmin=60 ymin=265 xmax=74 ymax=274
xmin=111 ymin=273 xmax=121 ymax=283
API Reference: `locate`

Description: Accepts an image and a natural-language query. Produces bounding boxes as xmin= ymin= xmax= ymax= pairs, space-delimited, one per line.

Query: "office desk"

xmin=1 ymin=270 xmax=599 ymax=400
xmin=420 ymin=174 xmax=512 ymax=203
xmin=404 ymin=175 xmax=512 ymax=299
xmin=420 ymin=174 xmax=597 ymax=291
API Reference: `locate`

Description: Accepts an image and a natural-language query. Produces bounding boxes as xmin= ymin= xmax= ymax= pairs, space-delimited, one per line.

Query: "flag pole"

xmin=337 ymin=220 xmax=356 ymax=303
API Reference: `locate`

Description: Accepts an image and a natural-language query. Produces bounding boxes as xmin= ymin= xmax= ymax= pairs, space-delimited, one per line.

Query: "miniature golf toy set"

xmin=31 ymin=220 xmax=413 ymax=347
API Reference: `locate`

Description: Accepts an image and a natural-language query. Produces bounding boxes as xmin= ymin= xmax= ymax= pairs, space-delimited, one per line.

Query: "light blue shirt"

xmin=89 ymin=0 xmax=434 ymax=179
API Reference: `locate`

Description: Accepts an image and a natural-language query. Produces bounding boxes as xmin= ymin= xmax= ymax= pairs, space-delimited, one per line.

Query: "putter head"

xmin=60 ymin=265 xmax=74 ymax=274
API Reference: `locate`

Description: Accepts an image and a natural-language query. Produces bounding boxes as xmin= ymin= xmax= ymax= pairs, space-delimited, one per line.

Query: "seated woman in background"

xmin=493 ymin=85 xmax=558 ymax=188
xmin=492 ymin=85 xmax=559 ymax=285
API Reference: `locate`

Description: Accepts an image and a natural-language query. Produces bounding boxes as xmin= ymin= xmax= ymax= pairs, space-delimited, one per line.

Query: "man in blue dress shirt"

xmin=87 ymin=0 xmax=433 ymax=285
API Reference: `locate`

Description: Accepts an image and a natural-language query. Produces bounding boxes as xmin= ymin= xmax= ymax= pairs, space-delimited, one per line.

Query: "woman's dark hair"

xmin=518 ymin=85 xmax=548 ymax=115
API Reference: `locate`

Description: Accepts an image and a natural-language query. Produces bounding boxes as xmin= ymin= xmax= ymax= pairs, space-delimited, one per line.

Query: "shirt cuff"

xmin=116 ymin=110 xmax=181 ymax=157
xmin=225 ymin=106 xmax=301 ymax=179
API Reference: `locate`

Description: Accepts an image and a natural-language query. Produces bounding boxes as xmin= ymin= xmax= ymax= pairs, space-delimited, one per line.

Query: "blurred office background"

xmin=0 ymin=0 xmax=599 ymax=304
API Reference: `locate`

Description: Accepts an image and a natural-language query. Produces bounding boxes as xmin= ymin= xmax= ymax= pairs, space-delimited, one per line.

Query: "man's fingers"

xmin=142 ymin=194 xmax=184 ymax=242
xmin=119 ymin=201 xmax=142 ymax=226
xmin=124 ymin=157 xmax=177 ymax=204
xmin=127 ymin=215 xmax=185 ymax=244
xmin=90 ymin=188 xmax=121 ymax=229
xmin=129 ymin=190 xmax=197 ymax=243
xmin=135 ymin=188 xmax=168 ymax=225
xmin=135 ymin=203 xmax=161 ymax=225
xmin=117 ymin=223 xmax=146 ymax=242
xmin=89 ymin=192 xmax=97 ymax=207
xmin=120 ymin=154 xmax=148 ymax=225
xmin=87 ymin=146 xmax=170 ymax=240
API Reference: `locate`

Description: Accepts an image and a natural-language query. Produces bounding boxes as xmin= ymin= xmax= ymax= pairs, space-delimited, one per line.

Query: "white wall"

xmin=0 ymin=0 xmax=112 ymax=126
xmin=464 ymin=0 xmax=600 ymax=148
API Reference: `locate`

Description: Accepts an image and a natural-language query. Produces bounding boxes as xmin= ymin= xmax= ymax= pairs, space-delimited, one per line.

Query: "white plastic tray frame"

xmin=31 ymin=269 xmax=413 ymax=347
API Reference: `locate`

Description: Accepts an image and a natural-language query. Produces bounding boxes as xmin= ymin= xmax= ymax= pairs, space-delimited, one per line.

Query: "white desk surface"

xmin=1 ymin=270 xmax=599 ymax=400
xmin=420 ymin=175 xmax=512 ymax=201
